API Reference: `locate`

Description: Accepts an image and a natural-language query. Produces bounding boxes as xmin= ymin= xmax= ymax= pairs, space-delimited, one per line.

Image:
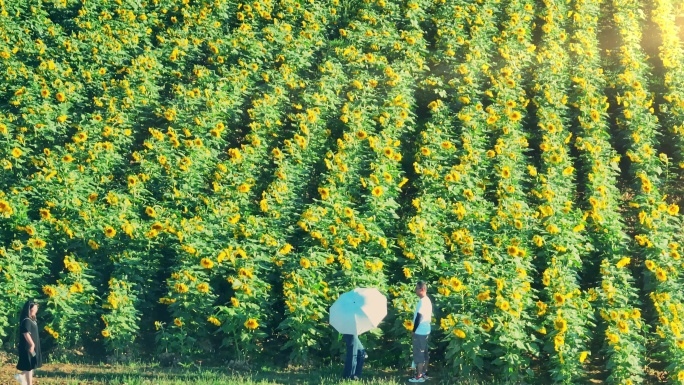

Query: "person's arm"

xmin=412 ymin=313 xmax=422 ymax=333
xmin=23 ymin=331 xmax=35 ymax=353
xmin=413 ymin=299 xmax=423 ymax=333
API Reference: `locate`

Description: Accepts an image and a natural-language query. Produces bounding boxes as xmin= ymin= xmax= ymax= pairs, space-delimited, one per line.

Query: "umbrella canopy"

xmin=329 ymin=288 xmax=387 ymax=335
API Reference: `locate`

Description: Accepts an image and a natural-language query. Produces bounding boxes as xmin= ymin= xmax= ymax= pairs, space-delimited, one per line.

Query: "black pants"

xmin=342 ymin=335 xmax=365 ymax=379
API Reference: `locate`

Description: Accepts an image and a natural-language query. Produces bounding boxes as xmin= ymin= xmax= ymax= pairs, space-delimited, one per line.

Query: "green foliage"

xmin=0 ymin=0 xmax=683 ymax=383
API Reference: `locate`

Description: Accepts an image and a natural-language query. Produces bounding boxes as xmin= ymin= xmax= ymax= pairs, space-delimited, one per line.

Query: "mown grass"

xmin=0 ymin=361 xmax=505 ymax=385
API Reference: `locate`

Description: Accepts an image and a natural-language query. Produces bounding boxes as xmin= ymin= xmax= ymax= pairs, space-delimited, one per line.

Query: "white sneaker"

xmin=408 ymin=375 xmax=426 ymax=383
xmin=14 ymin=374 xmax=26 ymax=385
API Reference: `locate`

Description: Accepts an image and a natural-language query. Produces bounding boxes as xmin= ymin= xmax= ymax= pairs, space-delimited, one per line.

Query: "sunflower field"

xmin=0 ymin=0 xmax=684 ymax=382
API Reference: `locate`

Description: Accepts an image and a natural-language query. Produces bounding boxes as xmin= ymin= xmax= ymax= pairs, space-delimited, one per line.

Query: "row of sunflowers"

xmin=0 ymin=0 xmax=683 ymax=383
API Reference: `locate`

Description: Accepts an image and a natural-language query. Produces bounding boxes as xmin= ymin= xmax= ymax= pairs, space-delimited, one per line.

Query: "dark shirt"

xmin=17 ymin=317 xmax=42 ymax=370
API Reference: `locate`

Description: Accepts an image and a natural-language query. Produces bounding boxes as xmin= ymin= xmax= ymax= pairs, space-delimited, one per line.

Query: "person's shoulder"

xmin=20 ymin=318 xmax=31 ymax=329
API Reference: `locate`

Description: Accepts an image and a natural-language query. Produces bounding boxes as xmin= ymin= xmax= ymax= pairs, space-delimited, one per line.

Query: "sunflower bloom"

xmin=579 ymin=351 xmax=589 ymax=363
xmin=70 ymin=282 xmax=84 ymax=293
xmin=279 ymin=243 xmax=293 ymax=254
xmin=104 ymin=226 xmax=116 ymax=238
xmin=174 ymin=283 xmax=188 ymax=293
xmin=244 ymin=318 xmax=259 ymax=330
xmin=553 ymin=293 xmax=565 ymax=305
xmin=197 ymin=283 xmax=210 ymax=293
xmin=645 ymin=260 xmax=656 ymax=271
xmin=43 ymin=285 xmax=57 ymax=297
xmin=200 ymin=258 xmax=214 ymax=269
xmin=145 ymin=206 xmax=157 ymax=217
xmin=616 ymin=258 xmax=630 ymax=268
xmin=481 ymin=319 xmax=494 ymax=332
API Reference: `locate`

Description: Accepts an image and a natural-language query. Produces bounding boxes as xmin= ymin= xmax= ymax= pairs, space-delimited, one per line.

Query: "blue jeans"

xmin=342 ymin=335 xmax=365 ymax=379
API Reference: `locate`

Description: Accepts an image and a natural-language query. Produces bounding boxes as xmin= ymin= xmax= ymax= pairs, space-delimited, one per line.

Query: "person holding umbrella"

xmin=341 ymin=333 xmax=366 ymax=380
xmin=409 ymin=281 xmax=432 ymax=383
xmin=329 ymin=287 xmax=387 ymax=381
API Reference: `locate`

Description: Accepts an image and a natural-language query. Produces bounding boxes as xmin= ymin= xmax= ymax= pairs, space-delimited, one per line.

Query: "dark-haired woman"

xmin=15 ymin=301 xmax=41 ymax=385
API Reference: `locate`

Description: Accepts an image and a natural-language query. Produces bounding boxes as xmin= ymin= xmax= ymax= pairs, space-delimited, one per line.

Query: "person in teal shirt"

xmin=409 ymin=281 xmax=432 ymax=383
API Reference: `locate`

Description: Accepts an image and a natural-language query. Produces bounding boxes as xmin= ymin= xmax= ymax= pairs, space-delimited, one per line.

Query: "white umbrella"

xmin=329 ymin=287 xmax=387 ymax=335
